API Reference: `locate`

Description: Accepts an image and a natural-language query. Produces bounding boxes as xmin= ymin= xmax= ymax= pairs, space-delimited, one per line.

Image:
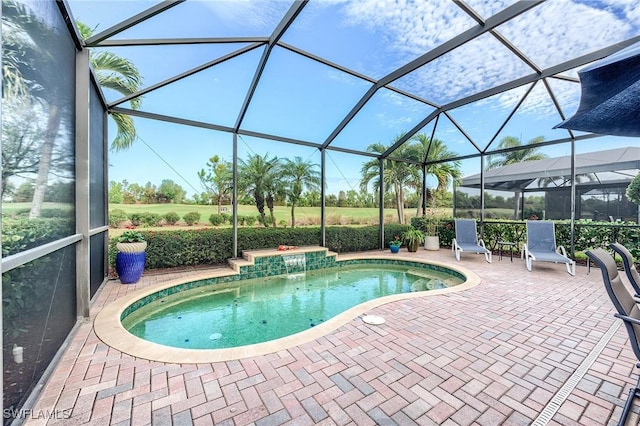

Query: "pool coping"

xmin=93 ymin=252 xmax=481 ymax=363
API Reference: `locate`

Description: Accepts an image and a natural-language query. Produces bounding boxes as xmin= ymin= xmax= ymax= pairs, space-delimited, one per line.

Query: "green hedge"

xmin=411 ymin=216 xmax=640 ymax=258
xmin=109 ymin=224 xmax=411 ymax=270
xmin=1 ymin=217 xmax=75 ymax=326
xmin=2 ymin=217 xmax=74 ymax=257
xmin=108 ymin=219 xmax=639 ymax=271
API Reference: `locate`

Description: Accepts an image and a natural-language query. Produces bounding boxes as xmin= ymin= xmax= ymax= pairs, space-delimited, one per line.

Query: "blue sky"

xmin=67 ymin=0 xmax=640 ymax=198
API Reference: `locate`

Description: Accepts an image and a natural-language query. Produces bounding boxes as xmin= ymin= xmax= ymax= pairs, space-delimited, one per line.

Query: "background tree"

xmin=281 ymin=156 xmax=320 ymax=227
xmin=1 ymin=101 xmax=45 ymax=198
xmin=13 ymin=181 xmax=35 ymax=202
xmin=408 ymin=134 xmax=461 ymax=214
xmin=487 ymin=136 xmax=547 ymax=219
xmin=108 ymin=181 xmax=124 ymax=203
xmin=157 ymin=179 xmax=186 ymax=204
xmin=238 ymin=153 xmax=279 ymax=227
xmin=141 ymin=182 xmax=157 ymax=204
xmin=627 ymin=173 xmax=640 ymax=205
xmin=263 ymin=161 xmax=284 ymax=228
xmin=3 ymin=0 xmax=73 ymax=218
xmin=198 ymin=155 xmax=233 ymax=213
xmin=360 ymin=138 xmax=419 ymax=224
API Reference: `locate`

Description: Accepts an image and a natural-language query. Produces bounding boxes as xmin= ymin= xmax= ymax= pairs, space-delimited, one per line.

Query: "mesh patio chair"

xmin=452 ymin=219 xmax=492 ymax=263
xmin=521 ymin=220 xmax=575 ymax=276
xmin=611 ymin=242 xmax=640 ymax=295
xmin=586 ymin=248 xmax=640 ymax=426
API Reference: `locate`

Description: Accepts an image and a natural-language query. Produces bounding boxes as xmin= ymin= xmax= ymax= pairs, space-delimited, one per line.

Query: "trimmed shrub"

xmin=129 ymin=212 xmax=143 ymax=226
xmin=109 ymin=209 xmax=128 ymax=228
xmin=40 ymin=208 xmax=70 ymax=218
xmin=163 ymin=211 xmax=180 ymax=225
xmin=209 ymin=214 xmax=225 ymax=226
xmin=245 ymin=216 xmax=256 ymax=226
xmin=183 ymin=211 xmax=201 ymax=226
xmin=140 ymin=212 xmax=162 ymax=227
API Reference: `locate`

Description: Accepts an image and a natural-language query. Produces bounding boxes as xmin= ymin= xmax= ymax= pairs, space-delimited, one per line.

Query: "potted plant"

xmin=115 ymin=230 xmax=147 ymax=284
xmin=389 ymin=236 xmax=402 ymax=253
xmin=402 ymin=227 xmax=425 ymax=252
xmin=424 ymin=209 xmax=440 ymax=251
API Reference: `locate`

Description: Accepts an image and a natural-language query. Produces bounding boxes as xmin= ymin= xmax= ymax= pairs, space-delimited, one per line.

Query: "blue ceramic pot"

xmin=390 ymin=245 xmax=400 ymax=253
xmin=116 ymin=251 xmax=146 ymax=284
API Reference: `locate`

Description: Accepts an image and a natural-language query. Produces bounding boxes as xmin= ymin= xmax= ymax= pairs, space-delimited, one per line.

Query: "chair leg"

xmin=566 ymin=260 xmax=575 ymax=276
xmin=618 ymin=369 xmax=640 ymax=426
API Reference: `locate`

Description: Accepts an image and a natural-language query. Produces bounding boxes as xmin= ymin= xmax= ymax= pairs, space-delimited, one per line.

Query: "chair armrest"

xmin=478 ymin=239 xmax=486 ymax=249
xmin=521 ymin=244 xmax=528 ymax=259
xmin=615 ymin=313 xmax=640 ymax=327
xmin=556 ymin=245 xmax=569 ymax=258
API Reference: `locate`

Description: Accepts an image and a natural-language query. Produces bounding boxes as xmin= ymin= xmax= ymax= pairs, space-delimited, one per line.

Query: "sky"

xmin=66 ymin=0 xmax=640 ymax=198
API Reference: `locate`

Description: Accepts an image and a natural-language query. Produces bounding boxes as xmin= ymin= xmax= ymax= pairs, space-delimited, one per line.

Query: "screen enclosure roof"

xmin=66 ymin=0 xmax=640 ymax=164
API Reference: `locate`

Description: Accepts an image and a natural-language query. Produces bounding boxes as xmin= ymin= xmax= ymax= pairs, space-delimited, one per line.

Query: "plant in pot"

xmin=402 ymin=227 xmax=425 ymax=253
xmin=389 ymin=236 xmax=402 ymax=253
xmin=115 ymin=230 xmax=147 ymax=284
xmin=424 ymin=209 xmax=440 ymax=251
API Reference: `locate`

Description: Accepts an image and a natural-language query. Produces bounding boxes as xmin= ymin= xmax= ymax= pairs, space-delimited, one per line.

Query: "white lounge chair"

xmin=452 ymin=219 xmax=492 ymax=263
xmin=521 ymin=220 xmax=575 ymax=276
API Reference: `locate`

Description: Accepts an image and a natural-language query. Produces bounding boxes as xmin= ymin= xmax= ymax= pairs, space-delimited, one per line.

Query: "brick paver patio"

xmin=21 ymin=249 xmax=640 ymax=425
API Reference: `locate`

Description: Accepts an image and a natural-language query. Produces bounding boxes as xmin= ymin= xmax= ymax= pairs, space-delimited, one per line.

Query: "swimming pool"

xmin=94 ymin=249 xmax=481 ymax=363
xmin=121 ymin=265 xmax=463 ymax=350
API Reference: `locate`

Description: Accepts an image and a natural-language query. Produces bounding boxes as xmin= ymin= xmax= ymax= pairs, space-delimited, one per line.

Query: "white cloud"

xmin=199 ymin=0 xmax=287 ymax=30
xmin=316 ymin=0 xmax=640 ymax=118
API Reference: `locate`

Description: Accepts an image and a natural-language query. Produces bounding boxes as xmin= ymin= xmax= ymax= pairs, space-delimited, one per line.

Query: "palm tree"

xmin=281 ymin=157 xmax=321 ymax=227
xmin=2 ymin=3 xmax=143 ymax=218
xmin=76 ymin=22 xmax=142 ymax=151
xmin=263 ymin=163 xmax=284 ymax=228
xmin=360 ymin=138 xmax=418 ymax=224
xmin=487 ymin=135 xmax=548 ymax=219
xmin=238 ymin=153 xmax=279 ymax=227
xmin=407 ymin=134 xmax=461 ymax=215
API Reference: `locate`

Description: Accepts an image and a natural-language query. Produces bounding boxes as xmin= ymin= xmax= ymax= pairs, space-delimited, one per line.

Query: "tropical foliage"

xmin=487 ymin=135 xmax=547 ymax=219
xmin=360 ymin=133 xmax=461 ymax=224
xmin=236 ymin=154 xmax=321 ymax=228
xmin=198 ymin=155 xmax=233 ymax=214
xmin=627 ymin=173 xmax=640 ymax=205
xmin=2 ymin=3 xmax=143 ymax=217
xmin=76 ymin=22 xmax=143 ymax=151
xmin=281 ymin=156 xmax=321 ymax=227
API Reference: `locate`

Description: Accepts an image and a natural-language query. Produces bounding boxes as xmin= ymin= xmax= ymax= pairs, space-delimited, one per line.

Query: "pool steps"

xmin=228 ymin=246 xmax=338 ymax=275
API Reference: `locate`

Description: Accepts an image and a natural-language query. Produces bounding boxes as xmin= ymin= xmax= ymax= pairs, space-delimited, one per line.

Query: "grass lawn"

xmin=108 ymin=203 xmax=450 ymax=225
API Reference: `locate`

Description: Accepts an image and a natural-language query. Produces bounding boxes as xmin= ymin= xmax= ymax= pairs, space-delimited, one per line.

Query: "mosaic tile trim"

xmin=120 ymin=252 xmax=463 ymax=321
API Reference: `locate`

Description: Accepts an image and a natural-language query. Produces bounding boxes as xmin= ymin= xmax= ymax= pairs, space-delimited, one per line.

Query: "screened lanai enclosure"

xmin=2 ymin=0 xmax=640 ymax=417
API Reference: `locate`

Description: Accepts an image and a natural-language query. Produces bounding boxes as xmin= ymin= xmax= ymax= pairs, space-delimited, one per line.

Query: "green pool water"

xmin=122 ymin=265 xmax=463 ymax=349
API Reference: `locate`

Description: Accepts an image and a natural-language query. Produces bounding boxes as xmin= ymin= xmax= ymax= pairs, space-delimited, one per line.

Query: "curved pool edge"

xmin=93 ymin=253 xmax=481 ymax=363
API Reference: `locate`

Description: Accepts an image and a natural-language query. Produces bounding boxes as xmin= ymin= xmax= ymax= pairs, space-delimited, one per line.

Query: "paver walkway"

xmin=22 ymin=249 xmax=640 ymax=425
